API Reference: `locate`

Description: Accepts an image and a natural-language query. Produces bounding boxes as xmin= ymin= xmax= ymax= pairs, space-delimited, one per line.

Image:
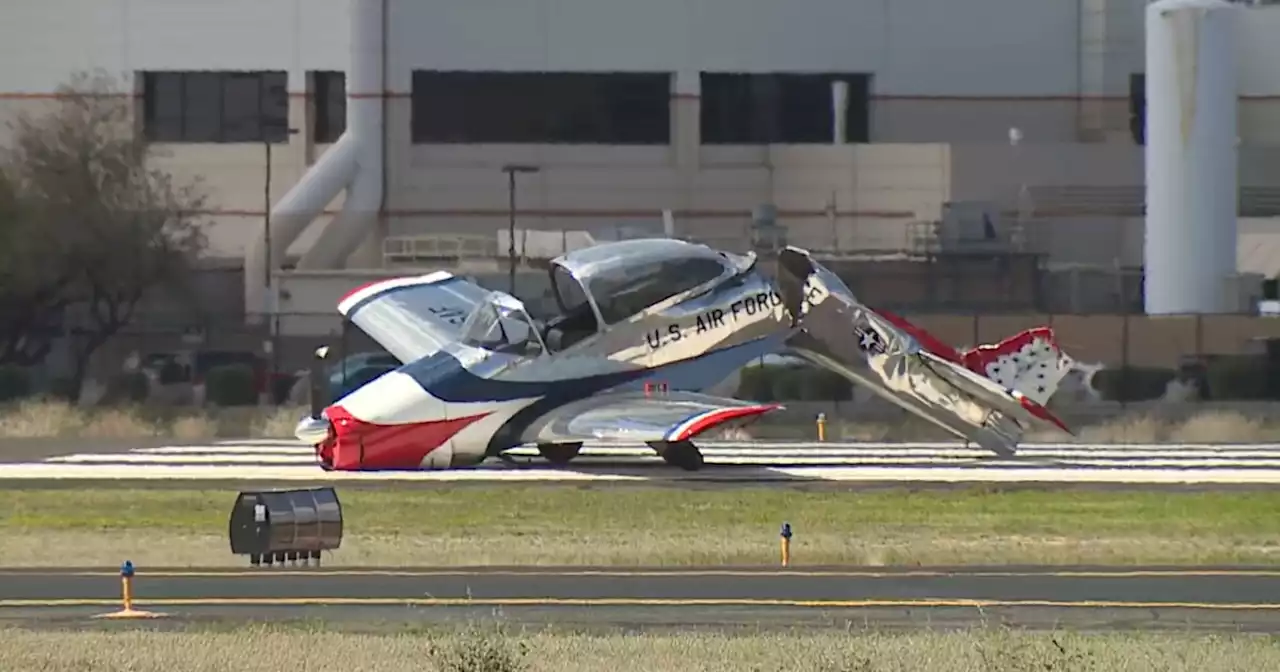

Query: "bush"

xmin=735 ymin=364 xmax=853 ymax=401
xmin=204 ymin=364 xmax=258 ymax=406
xmin=427 ymin=624 xmax=528 ymax=672
xmin=0 ymin=365 xmax=32 ymax=402
xmin=1203 ymin=355 xmax=1278 ymax=400
xmin=101 ymin=371 xmax=150 ymax=405
xmin=735 ymin=365 xmax=777 ymax=401
xmin=1089 ymin=366 xmax=1177 ymax=402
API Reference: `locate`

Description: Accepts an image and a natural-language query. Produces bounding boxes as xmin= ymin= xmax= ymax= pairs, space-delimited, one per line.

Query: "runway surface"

xmin=4 ymin=438 xmax=1280 ymax=485
xmin=3 ymin=566 xmax=1280 ymax=632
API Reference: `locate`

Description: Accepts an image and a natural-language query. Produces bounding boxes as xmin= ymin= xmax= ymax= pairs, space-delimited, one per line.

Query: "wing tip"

xmin=337 ymin=271 xmax=457 ymax=315
xmin=668 ymin=403 xmax=782 ymax=442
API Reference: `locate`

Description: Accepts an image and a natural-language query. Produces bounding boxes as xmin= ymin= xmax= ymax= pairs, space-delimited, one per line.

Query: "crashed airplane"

xmin=294 ymin=238 xmax=1076 ymax=471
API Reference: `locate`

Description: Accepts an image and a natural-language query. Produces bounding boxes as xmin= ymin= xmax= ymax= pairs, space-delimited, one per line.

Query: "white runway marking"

xmin=4 ymin=440 xmax=1280 ymax=484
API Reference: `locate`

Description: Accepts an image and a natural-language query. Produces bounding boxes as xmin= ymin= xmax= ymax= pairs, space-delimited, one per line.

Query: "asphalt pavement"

xmin=2 ymin=566 xmax=1279 ymax=632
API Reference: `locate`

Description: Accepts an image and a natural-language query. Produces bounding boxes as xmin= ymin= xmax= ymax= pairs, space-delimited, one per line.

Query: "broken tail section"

xmin=960 ymin=327 xmax=1074 ymax=409
xmin=875 ymin=313 xmax=1074 ymax=410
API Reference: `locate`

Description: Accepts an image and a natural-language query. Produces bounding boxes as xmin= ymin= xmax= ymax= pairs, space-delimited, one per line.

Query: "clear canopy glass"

xmin=459 ymin=292 xmax=547 ymax=356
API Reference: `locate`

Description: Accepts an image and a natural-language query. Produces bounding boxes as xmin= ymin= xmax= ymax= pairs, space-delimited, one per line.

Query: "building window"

xmin=141 ymin=71 xmax=289 ymax=143
xmin=411 ymin=71 xmax=671 ymax=144
xmin=313 ymin=71 xmax=347 ymax=143
xmin=701 ymin=73 xmax=871 ymax=144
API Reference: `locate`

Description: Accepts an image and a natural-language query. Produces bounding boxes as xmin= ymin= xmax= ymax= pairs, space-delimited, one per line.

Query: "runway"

xmin=4 ymin=438 xmax=1280 ymax=485
xmin=3 ymin=566 xmax=1280 ymax=632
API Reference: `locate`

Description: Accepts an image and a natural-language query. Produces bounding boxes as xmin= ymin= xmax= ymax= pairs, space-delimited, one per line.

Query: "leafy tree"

xmin=0 ymin=70 xmax=207 ymax=391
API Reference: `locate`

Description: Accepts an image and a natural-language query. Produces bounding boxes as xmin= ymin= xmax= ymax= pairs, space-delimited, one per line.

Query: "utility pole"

xmin=262 ymin=116 xmax=298 ymax=403
xmin=262 ymin=121 xmax=299 ymax=310
xmin=500 ymin=164 xmax=540 ymax=295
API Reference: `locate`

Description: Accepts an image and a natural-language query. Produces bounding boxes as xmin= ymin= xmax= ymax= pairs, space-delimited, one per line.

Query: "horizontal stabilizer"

xmin=337 ymin=272 xmax=491 ymax=363
xmin=918 ymin=350 xmax=1072 ymax=435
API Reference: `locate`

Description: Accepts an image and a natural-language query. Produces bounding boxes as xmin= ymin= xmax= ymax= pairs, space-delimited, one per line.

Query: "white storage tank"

xmin=1143 ymin=0 xmax=1240 ymax=315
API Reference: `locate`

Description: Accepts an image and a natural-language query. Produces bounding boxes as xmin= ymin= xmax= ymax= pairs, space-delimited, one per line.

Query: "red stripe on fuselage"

xmin=323 ymin=405 xmax=491 ymax=470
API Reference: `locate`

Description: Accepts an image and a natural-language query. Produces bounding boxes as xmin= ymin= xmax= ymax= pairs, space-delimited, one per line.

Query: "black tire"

xmin=537 ymin=442 xmax=583 ymax=465
xmin=653 ymin=440 xmax=704 ymax=471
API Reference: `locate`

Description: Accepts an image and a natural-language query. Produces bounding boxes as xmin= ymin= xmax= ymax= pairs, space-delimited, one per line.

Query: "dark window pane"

xmin=313 ymin=71 xmax=346 ymax=143
xmin=222 ymin=73 xmax=262 ymax=142
xmin=144 ymin=72 xmax=185 ymax=142
xmin=260 ymin=71 xmax=289 ymax=143
xmin=701 ymin=74 xmax=780 ymax=144
xmin=182 ymin=72 xmax=223 ymax=142
xmin=412 ymin=71 xmax=670 ymax=145
xmin=701 ymin=72 xmax=870 ymax=144
xmin=140 ymin=70 xmax=290 ymax=143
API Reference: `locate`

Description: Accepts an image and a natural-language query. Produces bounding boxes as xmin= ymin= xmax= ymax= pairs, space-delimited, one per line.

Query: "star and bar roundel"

xmin=854 ymin=324 xmax=886 ymax=355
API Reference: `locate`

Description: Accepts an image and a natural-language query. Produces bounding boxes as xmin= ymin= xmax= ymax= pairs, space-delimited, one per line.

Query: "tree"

xmin=0 ymin=70 xmax=208 ymax=392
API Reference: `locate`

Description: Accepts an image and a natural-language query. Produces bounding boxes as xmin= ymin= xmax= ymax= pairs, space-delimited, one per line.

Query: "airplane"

xmin=293 ymin=238 xmax=1078 ymax=472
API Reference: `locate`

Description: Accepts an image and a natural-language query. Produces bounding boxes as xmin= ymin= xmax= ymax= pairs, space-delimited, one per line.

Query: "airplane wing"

xmin=336 ymin=271 xmax=492 ymax=363
xmin=516 ymin=390 xmax=783 ymax=444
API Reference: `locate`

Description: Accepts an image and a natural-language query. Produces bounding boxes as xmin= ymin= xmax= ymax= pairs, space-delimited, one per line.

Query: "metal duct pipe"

xmin=242 ymin=0 xmax=385 ymax=318
xmin=296 ymin=0 xmax=386 ymax=270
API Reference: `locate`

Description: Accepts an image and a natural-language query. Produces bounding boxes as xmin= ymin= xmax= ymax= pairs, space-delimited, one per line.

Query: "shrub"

xmin=204 ymin=364 xmax=258 ymax=407
xmin=1089 ymin=366 xmax=1177 ymax=402
xmin=101 ymin=371 xmax=150 ymax=405
xmin=0 ymin=365 xmax=32 ymax=402
xmin=736 ymin=365 xmax=777 ymax=401
xmin=735 ymin=364 xmax=853 ymax=401
xmin=427 ymin=624 xmax=528 ymax=672
xmin=1204 ymin=355 xmax=1275 ymax=400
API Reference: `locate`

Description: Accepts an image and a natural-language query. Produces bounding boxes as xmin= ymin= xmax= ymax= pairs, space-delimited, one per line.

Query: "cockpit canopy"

xmin=542 ymin=239 xmax=751 ymax=350
xmin=459 ymin=290 xmax=546 ymax=357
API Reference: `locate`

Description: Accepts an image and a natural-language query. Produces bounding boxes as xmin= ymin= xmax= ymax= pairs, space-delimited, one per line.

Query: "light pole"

xmin=263 ymin=122 xmax=300 ymax=294
xmin=501 ymin=164 xmax=540 ymax=295
xmin=263 ymin=119 xmax=298 ymax=403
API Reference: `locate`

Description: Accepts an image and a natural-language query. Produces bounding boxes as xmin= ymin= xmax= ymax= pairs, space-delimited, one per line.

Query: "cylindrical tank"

xmin=1143 ymin=0 xmax=1240 ymax=315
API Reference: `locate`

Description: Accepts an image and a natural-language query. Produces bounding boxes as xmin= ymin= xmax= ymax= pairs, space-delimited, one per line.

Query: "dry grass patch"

xmin=3 ymin=487 xmax=1278 ymax=567
xmin=3 ymin=399 xmax=1280 ymax=443
xmin=3 ymin=529 xmax=1277 ymax=569
xmin=1 ymin=624 xmax=1277 ymax=672
xmin=0 ymin=400 xmax=307 ymax=440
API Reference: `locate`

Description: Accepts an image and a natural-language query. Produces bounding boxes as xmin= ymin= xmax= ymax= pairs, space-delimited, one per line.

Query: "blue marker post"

xmin=92 ymin=560 xmax=167 ymax=620
xmin=779 ymin=523 xmax=793 ymax=567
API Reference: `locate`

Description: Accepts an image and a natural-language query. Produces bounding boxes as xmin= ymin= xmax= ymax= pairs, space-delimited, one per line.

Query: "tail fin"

xmin=960 ymin=327 xmax=1073 ymax=407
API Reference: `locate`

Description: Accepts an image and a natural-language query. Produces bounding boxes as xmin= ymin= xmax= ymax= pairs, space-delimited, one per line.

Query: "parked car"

xmin=327 ymin=351 xmax=400 ymax=401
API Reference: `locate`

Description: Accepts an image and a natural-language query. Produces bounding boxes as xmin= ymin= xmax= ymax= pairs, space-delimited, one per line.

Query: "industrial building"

xmin=3 ymin=0 xmax=1280 ymax=352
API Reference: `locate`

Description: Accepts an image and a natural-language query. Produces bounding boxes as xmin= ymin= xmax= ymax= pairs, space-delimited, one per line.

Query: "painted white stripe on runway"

xmin=42 ymin=453 xmax=1280 ymax=469
xmin=10 ymin=440 xmax=1280 ymax=484
xmin=2 ymin=462 xmax=1280 ymax=484
xmin=128 ymin=444 xmax=1280 ymax=460
xmin=134 ymin=446 xmax=317 ymax=455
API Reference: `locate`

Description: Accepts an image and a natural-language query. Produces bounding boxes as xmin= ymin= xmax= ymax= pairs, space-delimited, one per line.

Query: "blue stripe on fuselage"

xmin=400 ymin=332 xmax=786 ymax=405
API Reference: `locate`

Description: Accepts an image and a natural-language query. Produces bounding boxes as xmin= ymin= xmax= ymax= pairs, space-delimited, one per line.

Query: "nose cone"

xmin=294 ymin=414 xmax=333 ymax=445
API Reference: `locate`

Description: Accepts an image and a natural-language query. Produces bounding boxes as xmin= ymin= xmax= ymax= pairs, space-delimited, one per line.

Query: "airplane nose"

xmin=294 ymin=414 xmax=333 ymax=444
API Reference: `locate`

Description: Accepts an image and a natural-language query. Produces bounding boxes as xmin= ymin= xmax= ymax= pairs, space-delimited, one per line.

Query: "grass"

xmin=0 ymin=399 xmax=301 ymax=440
xmin=1 ymin=486 xmax=1278 ymax=567
xmin=4 ymin=399 xmax=1280 ymax=443
xmin=1 ymin=622 xmax=1278 ymax=671
xmin=772 ymin=409 xmax=1280 ymax=444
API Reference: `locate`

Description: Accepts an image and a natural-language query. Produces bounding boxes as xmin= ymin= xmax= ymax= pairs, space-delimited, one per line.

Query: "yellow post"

xmin=816 ymin=413 xmax=826 ymax=442
xmin=121 ymin=573 xmax=133 ymax=612
xmin=780 ymin=523 xmax=792 ymax=567
xmin=93 ymin=560 xmax=166 ymax=620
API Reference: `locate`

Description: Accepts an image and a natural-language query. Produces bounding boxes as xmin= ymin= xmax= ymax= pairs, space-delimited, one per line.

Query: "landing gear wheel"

xmin=537 ymin=442 xmax=583 ymax=465
xmin=648 ymin=440 xmax=705 ymax=471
